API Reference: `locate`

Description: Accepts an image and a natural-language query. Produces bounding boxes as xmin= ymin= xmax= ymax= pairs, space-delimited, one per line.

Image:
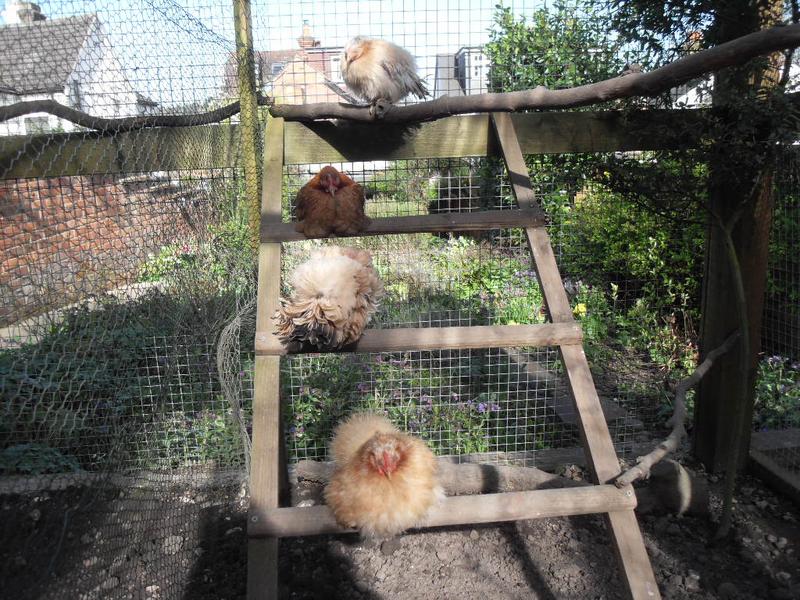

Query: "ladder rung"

xmin=260 ymin=208 xmax=546 ymax=242
xmin=255 ymin=322 xmax=582 ymax=355
xmin=248 ymin=484 xmax=636 ymax=538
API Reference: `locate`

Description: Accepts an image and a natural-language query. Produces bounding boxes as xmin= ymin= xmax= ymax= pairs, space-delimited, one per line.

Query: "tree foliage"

xmin=486 ymin=1 xmax=623 ymax=93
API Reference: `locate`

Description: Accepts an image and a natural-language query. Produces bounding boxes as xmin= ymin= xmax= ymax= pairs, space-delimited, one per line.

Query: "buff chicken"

xmin=341 ymin=36 xmax=428 ymax=108
xmin=273 ymin=247 xmax=384 ymax=350
xmin=294 ymin=166 xmax=370 ymax=238
xmin=324 ymin=412 xmax=443 ymax=539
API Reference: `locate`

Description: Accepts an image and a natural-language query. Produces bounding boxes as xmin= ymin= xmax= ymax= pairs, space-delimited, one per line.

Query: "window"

xmin=24 ymin=116 xmax=49 ymax=134
xmin=330 ymin=56 xmax=342 ymax=82
xmin=271 ymin=62 xmax=285 ymax=76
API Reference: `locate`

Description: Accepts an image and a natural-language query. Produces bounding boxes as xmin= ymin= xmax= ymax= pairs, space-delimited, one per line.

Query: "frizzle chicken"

xmin=341 ymin=37 xmax=428 ymax=111
xmin=294 ymin=166 xmax=370 ymax=238
xmin=273 ymin=247 xmax=383 ymax=351
xmin=324 ymin=412 xmax=443 ymax=539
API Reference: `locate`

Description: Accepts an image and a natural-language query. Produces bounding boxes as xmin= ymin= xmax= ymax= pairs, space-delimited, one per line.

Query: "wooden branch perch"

xmin=2 ymin=24 xmax=798 ymax=132
xmin=295 ymin=456 xmax=709 ymax=516
xmin=271 ymin=23 xmax=800 ymax=123
xmin=615 ymin=330 xmax=741 ymax=488
xmin=0 ymin=95 xmax=271 ymax=132
xmin=294 ymin=458 xmax=586 ymax=495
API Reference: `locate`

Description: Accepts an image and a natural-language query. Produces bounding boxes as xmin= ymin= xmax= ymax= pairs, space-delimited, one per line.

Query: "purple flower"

xmin=298 ymin=386 xmax=306 ymax=395
xmin=767 ymin=355 xmax=784 ymax=367
xmin=357 ymin=382 xmax=370 ymax=394
xmin=239 ymin=371 xmax=245 ymax=378
xmin=491 ymin=403 xmax=501 ymax=412
xmin=791 ymin=362 xmax=800 ymax=371
xmin=375 ymin=355 xmax=384 ymax=364
xmin=422 ymin=394 xmax=432 ymax=406
xmin=477 ymin=402 xmax=487 ymax=413
xmin=450 ymin=392 xmax=460 ymax=401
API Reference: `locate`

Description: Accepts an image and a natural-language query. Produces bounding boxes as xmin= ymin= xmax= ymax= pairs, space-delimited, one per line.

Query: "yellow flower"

xmin=573 ymin=303 xmax=587 ymax=318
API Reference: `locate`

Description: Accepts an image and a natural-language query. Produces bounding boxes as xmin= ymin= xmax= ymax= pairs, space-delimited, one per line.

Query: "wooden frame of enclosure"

xmin=247 ymin=112 xmax=664 ymax=600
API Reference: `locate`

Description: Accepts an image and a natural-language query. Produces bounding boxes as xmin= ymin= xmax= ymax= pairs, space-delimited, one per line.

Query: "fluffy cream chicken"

xmin=341 ymin=36 xmax=428 ymax=107
xmin=273 ymin=247 xmax=384 ymax=350
xmin=325 ymin=412 xmax=443 ymax=538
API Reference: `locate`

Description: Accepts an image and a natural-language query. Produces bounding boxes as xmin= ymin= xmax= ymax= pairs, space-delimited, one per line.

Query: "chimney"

xmin=297 ymin=20 xmax=319 ymax=49
xmin=2 ymin=1 xmax=46 ymax=25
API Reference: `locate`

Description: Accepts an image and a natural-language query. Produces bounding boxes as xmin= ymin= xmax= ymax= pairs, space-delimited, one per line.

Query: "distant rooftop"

xmin=0 ymin=14 xmax=98 ymax=95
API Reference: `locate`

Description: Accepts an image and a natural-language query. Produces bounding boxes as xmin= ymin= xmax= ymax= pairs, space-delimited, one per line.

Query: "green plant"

xmin=753 ymin=356 xmax=800 ymax=430
xmin=145 ymin=408 xmax=244 ymax=468
xmin=138 ymin=244 xmax=198 ymax=282
xmin=0 ymin=443 xmax=82 ymax=475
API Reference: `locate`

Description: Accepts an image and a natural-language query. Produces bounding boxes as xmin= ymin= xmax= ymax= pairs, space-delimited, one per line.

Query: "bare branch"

xmin=3 ymin=24 xmax=799 ymax=132
xmin=615 ymin=330 xmax=741 ymax=488
xmin=294 ymin=458 xmax=586 ymax=495
xmin=271 ymin=23 xmax=800 ymax=123
xmin=0 ymin=95 xmax=272 ymax=132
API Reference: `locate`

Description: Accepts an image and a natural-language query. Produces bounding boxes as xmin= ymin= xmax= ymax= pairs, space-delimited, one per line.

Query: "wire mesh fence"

xmin=1 ymin=0 xmax=799 ymax=598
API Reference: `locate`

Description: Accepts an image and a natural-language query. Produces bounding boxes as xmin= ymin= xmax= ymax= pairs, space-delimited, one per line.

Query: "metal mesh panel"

xmin=751 ymin=148 xmax=800 ymax=480
xmin=277 ymin=155 xmax=692 ymax=469
xmin=1 ymin=0 xmax=799 ymax=597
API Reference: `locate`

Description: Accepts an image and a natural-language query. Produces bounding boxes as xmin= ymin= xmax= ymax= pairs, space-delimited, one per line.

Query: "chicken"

xmin=324 ymin=412 xmax=443 ymax=538
xmin=341 ymin=37 xmax=428 ymax=108
xmin=273 ymin=247 xmax=384 ymax=350
xmin=294 ymin=166 xmax=370 ymax=238
xmin=331 ymin=172 xmax=370 ymax=236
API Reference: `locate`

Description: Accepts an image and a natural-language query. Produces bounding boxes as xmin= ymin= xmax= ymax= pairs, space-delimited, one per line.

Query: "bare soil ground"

xmin=1 ymin=466 xmax=799 ymax=600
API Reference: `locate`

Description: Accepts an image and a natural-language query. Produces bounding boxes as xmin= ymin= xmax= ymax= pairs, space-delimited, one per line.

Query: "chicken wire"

xmin=750 ymin=147 xmax=800 ymax=482
xmin=1 ymin=0 xmax=798 ymax=598
xmin=278 ymin=157 xmax=661 ymax=467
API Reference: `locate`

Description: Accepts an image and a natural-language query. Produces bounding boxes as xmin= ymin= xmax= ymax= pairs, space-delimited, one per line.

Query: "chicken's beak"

xmin=382 ymin=451 xmax=393 ymax=479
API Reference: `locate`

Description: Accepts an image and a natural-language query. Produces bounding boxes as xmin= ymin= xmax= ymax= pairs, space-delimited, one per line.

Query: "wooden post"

xmin=492 ymin=113 xmax=660 ymax=600
xmin=247 ymin=116 xmax=285 ymax=600
xmin=693 ymin=0 xmax=782 ymax=473
xmin=232 ymin=0 xmax=262 ymax=253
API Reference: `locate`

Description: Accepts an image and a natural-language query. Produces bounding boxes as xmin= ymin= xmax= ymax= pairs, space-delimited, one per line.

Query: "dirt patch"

xmin=1 ymin=469 xmax=799 ymax=599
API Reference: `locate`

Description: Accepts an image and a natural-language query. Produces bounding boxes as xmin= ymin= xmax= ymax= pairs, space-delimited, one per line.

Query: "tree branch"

xmin=3 ymin=24 xmax=799 ymax=132
xmin=0 ymin=95 xmax=272 ymax=132
xmin=716 ymin=209 xmax=754 ymax=539
xmin=271 ymin=23 xmax=800 ymax=123
xmin=615 ymin=330 xmax=741 ymax=488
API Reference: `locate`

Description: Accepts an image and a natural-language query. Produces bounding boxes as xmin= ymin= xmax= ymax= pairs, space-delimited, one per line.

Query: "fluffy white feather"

xmin=341 ymin=36 xmax=428 ymax=104
xmin=274 ymin=247 xmax=384 ymax=350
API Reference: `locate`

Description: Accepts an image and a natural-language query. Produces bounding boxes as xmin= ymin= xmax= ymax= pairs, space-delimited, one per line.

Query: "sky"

xmin=0 ymin=0 xmax=551 ymax=106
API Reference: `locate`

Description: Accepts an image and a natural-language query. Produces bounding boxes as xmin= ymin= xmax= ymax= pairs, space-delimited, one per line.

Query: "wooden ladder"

xmin=247 ymin=113 xmax=661 ymax=599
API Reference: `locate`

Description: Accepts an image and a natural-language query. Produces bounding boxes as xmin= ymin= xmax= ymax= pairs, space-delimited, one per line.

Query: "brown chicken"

xmin=273 ymin=247 xmax=384 ymax=350
xmin=324 ymin=412 xmax=443 ymax=539
xmin=294 ymin=166 xmax=370 ymax=238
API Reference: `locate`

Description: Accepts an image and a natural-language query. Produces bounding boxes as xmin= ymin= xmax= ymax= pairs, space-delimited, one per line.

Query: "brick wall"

xmin=0 ymin=174 xmax=205 ymax=326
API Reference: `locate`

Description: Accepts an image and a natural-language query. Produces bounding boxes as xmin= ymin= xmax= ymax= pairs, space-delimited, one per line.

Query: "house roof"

xmin=0 ymin=14 xmax=98 ymax=95
xmin=266 ymin=59 xmax=347 ymax=104
xmin=223 ymin=47 xmax=343 ymax=97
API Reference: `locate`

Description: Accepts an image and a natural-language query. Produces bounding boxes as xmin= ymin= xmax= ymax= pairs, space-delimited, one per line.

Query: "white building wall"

xmin=0 ymin=91 xmax=80 ymax=136
xmin=70 ymin=21 xmax=140 ymax=118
